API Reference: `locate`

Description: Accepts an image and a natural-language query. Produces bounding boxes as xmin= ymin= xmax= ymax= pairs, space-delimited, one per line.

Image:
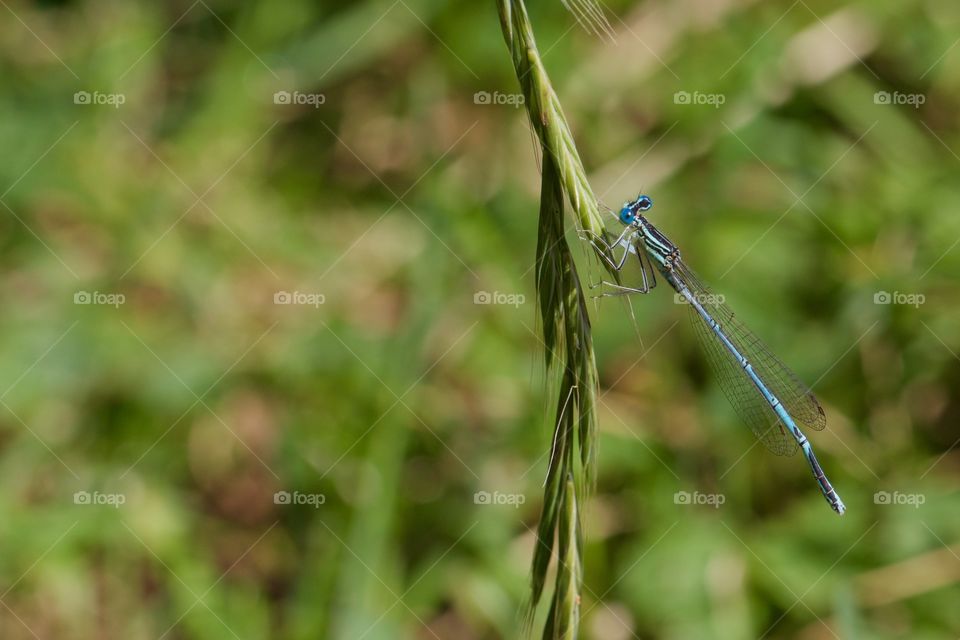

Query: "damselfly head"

xmin=618 ymin=194 xmax=653 ymax=225
xmin=633 ymin=194 xmax=653 ymax=212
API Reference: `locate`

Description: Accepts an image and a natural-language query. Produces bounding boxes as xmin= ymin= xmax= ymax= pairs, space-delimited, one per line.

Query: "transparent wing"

xmin=675 ymin=261 xmax=825 ymax=457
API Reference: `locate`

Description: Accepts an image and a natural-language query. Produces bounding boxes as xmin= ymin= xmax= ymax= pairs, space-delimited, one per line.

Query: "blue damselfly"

xmin=592 ymin=194 xmax=845 ymax=515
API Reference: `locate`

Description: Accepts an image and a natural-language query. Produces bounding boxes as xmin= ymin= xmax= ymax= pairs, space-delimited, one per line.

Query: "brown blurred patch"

xmin=188 ymin=389 xmax=281 ymax=525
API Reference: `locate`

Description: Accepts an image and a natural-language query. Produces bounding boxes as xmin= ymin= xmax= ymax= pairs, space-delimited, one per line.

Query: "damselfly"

xmin=592 ymin=194 xmax=845 ymax=515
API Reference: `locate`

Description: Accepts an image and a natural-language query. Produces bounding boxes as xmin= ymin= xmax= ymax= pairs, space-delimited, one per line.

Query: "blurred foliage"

xmin=0 ymin=0 xmax=959 ymax=638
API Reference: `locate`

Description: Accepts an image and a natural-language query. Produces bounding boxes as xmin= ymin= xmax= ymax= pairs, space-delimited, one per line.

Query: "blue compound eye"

xmin=636 ymin=195 xmax=653 ymax=211
xmin=619 ymin=205 xmax=634 ymax=224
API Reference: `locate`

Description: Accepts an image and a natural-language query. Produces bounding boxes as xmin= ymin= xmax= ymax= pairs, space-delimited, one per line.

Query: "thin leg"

xmin=637 ymin=251 xmax=651 ymax=291
xmin=587 ymin=253 xmax=650 ymax=295
xmin=586 ymin=229 xmax=653 ymax=298
xmin=590 ymin=280 xmax=651 ymax=298
xmin=640 ymin=250 xmax=657 ymax=290
xmin=588 ymin=227 xmax=635 ymax=273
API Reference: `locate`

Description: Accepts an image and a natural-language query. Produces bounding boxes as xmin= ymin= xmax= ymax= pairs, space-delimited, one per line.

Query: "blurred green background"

xmin=1 ymin=0 xmax=958 ymax=638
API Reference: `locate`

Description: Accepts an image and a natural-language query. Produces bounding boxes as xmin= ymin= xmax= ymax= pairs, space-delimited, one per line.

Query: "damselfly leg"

xmin=587 ymin=231 xmax=657 ymax=298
